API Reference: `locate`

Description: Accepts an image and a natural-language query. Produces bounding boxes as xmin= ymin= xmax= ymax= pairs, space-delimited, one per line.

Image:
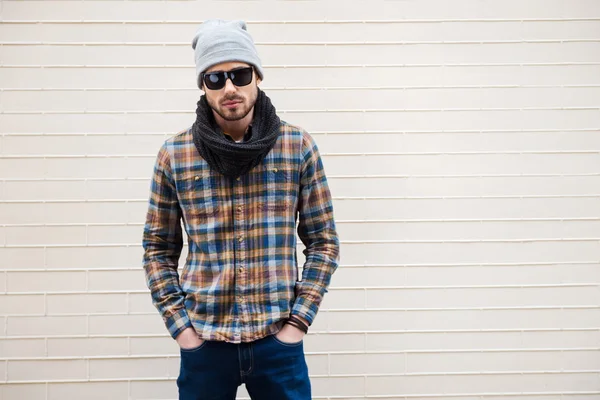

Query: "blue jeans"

xmin=177 ymin=333 xmax=311 ymax=400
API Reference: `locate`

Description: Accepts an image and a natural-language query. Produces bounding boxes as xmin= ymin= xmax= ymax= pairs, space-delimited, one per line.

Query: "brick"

xmin=330 ymin=267 xmax=405 ymax=288
xmin=5 ymin=225 xmax=87 ymax=246
xmin=312 ymin=376 xmax=364 ymax=397
xmin=8 ymin=359 xmax=86 ymax=381
xmin=3 ymin=180 xmax=86 ymax=201
xmin=89 ymin=357 xmax=175 ymax=379
xmin=88 ymin=270 xmax=148 ymax=291
xmin=86 ymin=179 xmax=149 ymax=200
xmin=46 ymin=246 xmax=139 ymax=269
xmin=0 ymin=158 xmax=45 ymax=179
xmin=87 ymin=224 xmax=143 ymax=245
xmin=366 ymin=331 xmax=522 ymax=352
xmin=0 ymin=359 xmax=6 ymax=381
xmin=86 ymin=134 xmax=164 ymax=156
xmin=47 ymin=337 xmax=128 ymax=357
xmin=478 ymin=308 xmax=600 ymax=330
xmin=0 ymin=294 xmax=45 ymax=315
xmin=48 ymin=382 xmax=129 ymax=400
xmin=129 ymin=292 xmax=158 ymax=314
xmin=0 ymin=202 xmax=87 ymax=224
xmin=331 ymin=353 xmax=406 ymax=375
xmin=521 ymin=372 xmax=600 ymax=392
xmin=2 ymin=134 xmax=87 ymax=155
xmin=305 ymin=354 xmax=328 ymax=376
xmin=0 ymin=113 xmax=123 ymax=135
xmin=0 ymin=384 xmax=46 ymax=399
xmin=129 ymin=379 xmax=176 ymax=400
xmin=519 ymin=286 xmax=600 ymax=305
xmin=89 ymin=314 xmax=165 ymax=335
xmin=127 ymin=200 xmax=150 ymax=224
xmin=367 ymin=375 xmax=446 ymax=396
xmin=555 ymin=350 xmax=600 ymax=370
xmin=306 ymin=310 xmax=328 ymax=332
xmin=319 ymin=289 xmax=364 ymax=310
xmin=84 ymin=201 xmax=130 ymax=224
xmin=343 ymin=239 xmax=599 ymax=266
xmin=521 ymin=330 xmax=600 ymax=349
xmin=304 ymin=333 xmax=364 ymax=353
xmin=7 ymin=316 xmax=87 ymax=336
xmin=329 ymin=311 xmax=406 ymax=332
xmin=0 ymin=339 xmax=44 ymax=361
xmin=7 ymin=271 xmax=86 ymax=293
xmin=129 ymin=336 xmax=178 ymax=356
xmin=83 ymin=157 xmax=130 ymax=179
xmin=0 ymin=247 xmax=45 ymax=269
xmin=46 ymin=293 xmax=127 ymax=315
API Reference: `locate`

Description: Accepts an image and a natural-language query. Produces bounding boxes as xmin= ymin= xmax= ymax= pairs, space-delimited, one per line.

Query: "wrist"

xmin=291 ymin=315 xmax=310 ymax=328
xmin=285 ymin=315 xmax=309 ymax=334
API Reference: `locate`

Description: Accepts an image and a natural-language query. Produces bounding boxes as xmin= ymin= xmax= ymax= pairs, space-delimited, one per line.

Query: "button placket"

xmin=232 ymin=174 xmax=248 ymax=341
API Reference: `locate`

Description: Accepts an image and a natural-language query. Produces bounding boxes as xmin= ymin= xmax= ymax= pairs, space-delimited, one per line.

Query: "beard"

xmin=206 ymin=86 xmax=258 ymax=122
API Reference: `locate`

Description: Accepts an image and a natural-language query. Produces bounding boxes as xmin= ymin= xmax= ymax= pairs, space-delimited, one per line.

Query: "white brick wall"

xmin=1 ymin=0 xmax=600 ymax=398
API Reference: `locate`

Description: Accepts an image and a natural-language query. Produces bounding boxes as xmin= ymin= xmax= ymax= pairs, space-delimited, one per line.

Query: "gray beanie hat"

xmin=191 ymin=19 xmax=264 ymax=90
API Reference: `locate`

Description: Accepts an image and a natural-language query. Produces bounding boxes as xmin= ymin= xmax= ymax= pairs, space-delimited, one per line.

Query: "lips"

xmin=223 ymin=100 xmax=242 ymax=107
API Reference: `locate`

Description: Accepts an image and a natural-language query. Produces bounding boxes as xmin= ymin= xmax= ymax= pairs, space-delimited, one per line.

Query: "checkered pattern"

xmin=142 ymin=121 xmax=340 ymax=343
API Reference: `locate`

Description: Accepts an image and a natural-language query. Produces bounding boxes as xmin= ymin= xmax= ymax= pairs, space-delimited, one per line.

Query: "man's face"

xmin=202 ymin=61 xmax=261 ymax=122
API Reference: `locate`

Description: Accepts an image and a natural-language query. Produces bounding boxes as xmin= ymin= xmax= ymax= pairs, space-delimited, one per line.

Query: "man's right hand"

xmin=176 ymin=327 xmax=205 ymax=350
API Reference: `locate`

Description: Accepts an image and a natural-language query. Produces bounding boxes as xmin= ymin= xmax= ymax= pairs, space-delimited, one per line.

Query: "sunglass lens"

xmin=205 ymin=72 xmax=225 ymax=90
xmin=231 ymin=68 xmax=253 ymax=86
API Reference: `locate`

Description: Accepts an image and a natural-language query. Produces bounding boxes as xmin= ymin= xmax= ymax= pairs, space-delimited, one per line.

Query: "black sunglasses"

xmin=201 ymin=66 xmax=254 ymax=90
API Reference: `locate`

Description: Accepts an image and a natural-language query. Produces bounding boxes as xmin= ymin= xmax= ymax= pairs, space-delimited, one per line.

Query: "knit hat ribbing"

xmin=191 ymin=19 xmax=264 ymax=90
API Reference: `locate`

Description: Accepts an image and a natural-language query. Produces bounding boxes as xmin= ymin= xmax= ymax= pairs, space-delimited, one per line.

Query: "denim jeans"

xmin=177 ymin=333 xmax=311 ymax=400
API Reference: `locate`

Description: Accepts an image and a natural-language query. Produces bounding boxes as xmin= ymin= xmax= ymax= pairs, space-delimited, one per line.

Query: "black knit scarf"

xmin=191 ymin=87 xmax=282 ymax=179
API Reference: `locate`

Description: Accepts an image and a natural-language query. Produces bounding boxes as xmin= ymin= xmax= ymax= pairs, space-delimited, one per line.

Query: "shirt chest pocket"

xmin=258 ymin=165 xmax=296 ymax=213
xmin=178 ymin=173 xmax=220 ymax=227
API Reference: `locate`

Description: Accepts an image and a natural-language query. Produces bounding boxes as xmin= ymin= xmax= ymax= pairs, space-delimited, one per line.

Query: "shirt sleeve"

xmin=142 ymin=143 xmax=193 ymax=339
xmin=292 ymin=131 xmax=341 ymax=326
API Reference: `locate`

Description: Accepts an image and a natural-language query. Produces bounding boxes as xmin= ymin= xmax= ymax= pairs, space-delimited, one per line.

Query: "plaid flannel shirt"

xmin=142 ymin=121 xmax=340 ymax=343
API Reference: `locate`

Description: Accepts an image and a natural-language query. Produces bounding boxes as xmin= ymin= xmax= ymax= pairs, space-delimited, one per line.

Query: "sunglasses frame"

xmin=201 ymin=66 xmax=254 ymax=90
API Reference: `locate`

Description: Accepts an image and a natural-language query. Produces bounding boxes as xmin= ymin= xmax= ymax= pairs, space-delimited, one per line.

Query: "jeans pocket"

xmin=180 ymin=340 xmax=208 ymax=353
xmin=271 ymin=333 xmax=303 ymax=347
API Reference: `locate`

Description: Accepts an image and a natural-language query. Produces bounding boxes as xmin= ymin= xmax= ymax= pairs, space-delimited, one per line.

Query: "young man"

xmin=142 ymin=19 xmax=340 ymax=399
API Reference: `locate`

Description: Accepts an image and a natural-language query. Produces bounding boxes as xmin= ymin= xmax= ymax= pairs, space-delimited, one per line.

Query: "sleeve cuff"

xmin=291 ymin=296 xmax=319 ymax=326
xmin=165 ymin=308 xmax=193 ymax=339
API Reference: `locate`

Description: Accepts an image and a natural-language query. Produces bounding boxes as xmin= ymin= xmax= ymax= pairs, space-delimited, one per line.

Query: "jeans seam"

xmin=237 ymin=345 xmax=245 ymax=383
xmin=247 ymin=343 xmax=254 ymax=375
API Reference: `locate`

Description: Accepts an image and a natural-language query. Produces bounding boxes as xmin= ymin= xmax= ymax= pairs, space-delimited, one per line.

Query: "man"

xmin=142 ymin=19 xmax=340 ymax=400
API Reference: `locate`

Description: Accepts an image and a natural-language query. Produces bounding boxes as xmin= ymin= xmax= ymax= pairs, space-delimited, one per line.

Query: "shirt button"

xmin=238 ymin=236 xmax=243 ymax=242
xmin=237 ymin=206 xmax=243 ymax=212
xmin=273 ymin=168 xmax=278 ymax=173
xmin=239 ymin=267 xmax=244 ymax=273
xmin=194 ymin=176 xmax=200 ymax=181
xmin=236 ymin=177 xmax=241 ymax=181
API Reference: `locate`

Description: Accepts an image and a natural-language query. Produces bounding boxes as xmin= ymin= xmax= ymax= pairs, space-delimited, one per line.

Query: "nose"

xmin=223 ymin=78 xmax=236 ymax=94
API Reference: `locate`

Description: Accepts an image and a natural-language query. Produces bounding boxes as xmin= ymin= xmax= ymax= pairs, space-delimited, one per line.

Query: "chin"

xmin=221 ymin=107 xmax=251 ymax=121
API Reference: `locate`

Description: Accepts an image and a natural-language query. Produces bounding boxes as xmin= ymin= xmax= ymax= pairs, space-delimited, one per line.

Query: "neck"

xmin=213 ymin=107 xmax=254 ymax=142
